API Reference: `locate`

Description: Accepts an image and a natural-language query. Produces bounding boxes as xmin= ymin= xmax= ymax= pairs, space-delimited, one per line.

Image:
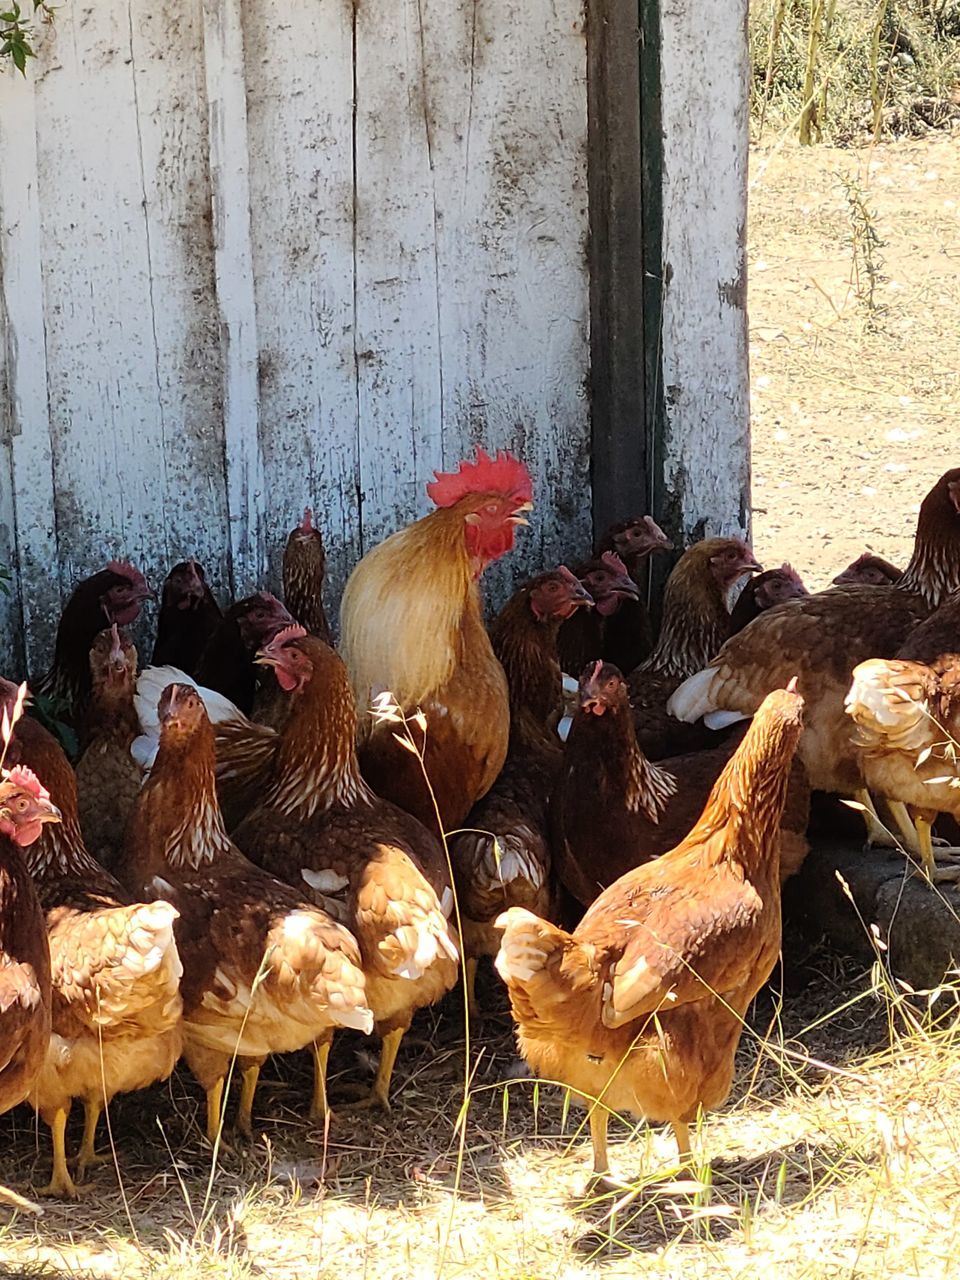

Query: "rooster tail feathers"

xmin=495 ymin=908 xmax=570 ymax=984
xmin=666 ymin=666 xmax=721 ymax=723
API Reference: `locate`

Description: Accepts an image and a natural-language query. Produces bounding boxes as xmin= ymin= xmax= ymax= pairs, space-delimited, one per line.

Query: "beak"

xmin=36 ymin=801 xmax=62 ymax=825
xmin=138 ymin=585 xmax=157 ymax=603
xmin=254 ymin=648 xmax=279 ymax=668
xmin=508 ymin=515 xmax=530 ymax=527
xmin=739 ymin=559 xmax=763 ymax=576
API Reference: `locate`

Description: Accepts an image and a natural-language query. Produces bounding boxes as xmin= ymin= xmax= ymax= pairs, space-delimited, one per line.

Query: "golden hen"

xmin=496 ymin=684 xmax=803 ymax=1181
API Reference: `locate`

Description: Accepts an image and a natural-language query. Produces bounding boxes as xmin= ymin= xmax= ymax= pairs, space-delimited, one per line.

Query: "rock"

xmin=786 ymin=838 xmax=960 ymax=990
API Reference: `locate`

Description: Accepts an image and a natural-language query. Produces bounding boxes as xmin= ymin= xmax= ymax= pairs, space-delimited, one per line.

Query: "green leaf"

xmin=12 ymin=41 xmax=26 ymax=73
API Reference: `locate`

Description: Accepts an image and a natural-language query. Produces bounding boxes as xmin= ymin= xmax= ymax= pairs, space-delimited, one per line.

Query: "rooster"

xmin=496 ymin=684 xmax=804 ymax=1182
xmin=340 ymin=448 xmax=533 ymax=831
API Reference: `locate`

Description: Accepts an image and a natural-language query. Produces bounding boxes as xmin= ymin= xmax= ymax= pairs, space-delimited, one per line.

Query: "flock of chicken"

xmin=1 ymin=448 xmax=959 ymax=1207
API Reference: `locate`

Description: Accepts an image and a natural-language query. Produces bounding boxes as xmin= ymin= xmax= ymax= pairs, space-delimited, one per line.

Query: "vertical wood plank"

xmin=416 ymin=0 xmax=592 ymax=598
xmin=27 ymin=0 xmax=227 ymax=649
xmin=0 ymin=64 xmax=61 ymax=674
xmin=658 ymin=0 xmax=751 ymax=542
xmin=353 ymin=0 xmax=444 ymax=551
xmin=202 ymin=0 xmax=264 ymax=596
xmin=241 ymin=0 xmax=359 ymax=611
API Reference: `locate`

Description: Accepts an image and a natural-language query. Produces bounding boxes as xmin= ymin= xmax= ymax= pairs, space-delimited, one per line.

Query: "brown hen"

xmin=450 ymin=568 xmax=592 ymax=1014
xmin=669 ymin=470 xmax=960 ymax=821
xmin=846 ymin=589 xmax=960 ymax=878
xmin=4 ymin=696 xmax=183 ymax=1198
xmin=119 ymin=683 xmax=373 ymax=1140
xmin=75 ymin=628 xmax=143 ymax=872
xmin=232 ymin=627 xmax=458 ymax=1111
xmin=0 ymin=763 xmax=59 ymax=1214
xmin=283 ymin=507 xmax=332 ymax=644
xmin=627 ymin=538 xmax=762 ymax=759
xmin=553 ymin=663 xmax=810 ymax=909
xmin=496 ymin=684 xmax=803 ymax=1180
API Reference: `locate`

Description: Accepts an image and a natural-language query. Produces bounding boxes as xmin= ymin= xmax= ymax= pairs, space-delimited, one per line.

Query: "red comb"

xmin=264 ymin=625 xmax=309 ymax=657
xmin=600 ymin=551 xmax=629 ymax=576
xmin=301 ymin=507 xmax=314 ymax=532
xmin=555 ymin=565 xmax=581 ymax=587
xmin=109 ymin=623 xmax=124 ymax=660
xmin=107 ymin=559 xmax=144 ymax=585
xmin=785 ymin=676 xmax=799 ymax=694
xmin=426 ymin=448 xmax=533 ymax=509
xmin=2 ymin=764 xmax=49 ymax=803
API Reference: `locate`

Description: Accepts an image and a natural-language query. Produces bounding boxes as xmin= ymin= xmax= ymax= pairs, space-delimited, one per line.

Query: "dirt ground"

xmin=749 ymin=133 xmax=960 ymax=588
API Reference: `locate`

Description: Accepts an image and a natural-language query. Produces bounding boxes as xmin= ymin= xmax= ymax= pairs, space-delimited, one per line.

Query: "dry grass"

xmin=2 ymin=927 xmax=960 ymax=1280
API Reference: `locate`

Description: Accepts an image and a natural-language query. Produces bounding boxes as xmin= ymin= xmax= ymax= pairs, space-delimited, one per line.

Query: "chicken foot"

xmin=40 ymin=1108 xmax=79 ymax=1199
xmin=880 ymin=805 xmax=960 ymax=881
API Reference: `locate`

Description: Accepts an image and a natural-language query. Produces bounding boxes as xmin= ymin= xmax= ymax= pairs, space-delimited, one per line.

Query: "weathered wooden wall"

xmin=0 ymin=0 xmax=753 ymax=678
xmin=0 ymin=0 xmax=592 ymax=674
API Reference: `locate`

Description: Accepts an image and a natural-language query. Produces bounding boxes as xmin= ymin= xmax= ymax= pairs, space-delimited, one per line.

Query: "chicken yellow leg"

xmin=349 ymin=1027 xmax=404 ymax=1112
xmin=205 ymin=1076 xmax=226 ymax=1146
xmin=41 ymin=1108 xmax=78 ymax=1199
xmin=915 ymin=816 xmax=960 ymax=883
xmin=236 ymin=1063 xmax=261 ymax=1137
xmin=673 ymin=1119 xmax=692 ymax=1165
xmin=310 ymin=1038 xmax=332 ymax=1123
xmin=855 ymin=790 xmax=898 ymax=848
xmin=886 ymin=801 xmax=922 ymax=856
xmin=589 ymin=1104 xmax=609 ymax=1178
xmin=76 ymin=1100 xmax=110 ymax=1173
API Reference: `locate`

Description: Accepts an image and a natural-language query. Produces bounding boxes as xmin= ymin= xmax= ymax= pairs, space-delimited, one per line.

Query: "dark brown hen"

xmin=450 ymin=567 xmax=592 ymax=1014
xmin=194 ymin=591 xmax=294 ymax=716
xmin=152 ymin=560 xmax=223 ymax=676
xmin=553 ymin=662 xmax=810 ymax=909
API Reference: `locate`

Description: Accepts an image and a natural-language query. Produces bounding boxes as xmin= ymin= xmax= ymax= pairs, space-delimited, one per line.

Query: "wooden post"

xmin=587 ymin=0 xmax=649 ymax=543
